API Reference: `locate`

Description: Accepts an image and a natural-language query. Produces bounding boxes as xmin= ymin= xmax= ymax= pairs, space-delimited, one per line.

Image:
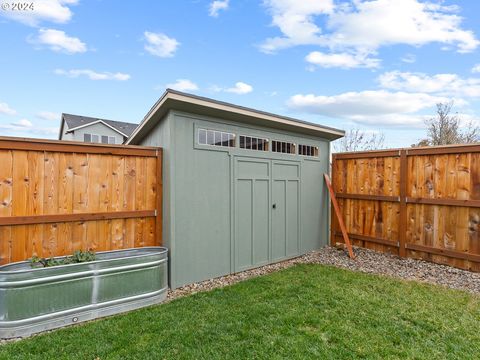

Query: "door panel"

xmin=235 ymin=158 xmax=270 ymax=271
xmin=272 ymin=180 xmax=286 ymax=260
xmin=273 ymin=162 xmax=299 ymax=179
xmin=235 ymin=158 xmax=300 ymax=271
xmin=286 ymin=180 xmax=299 ymax=256
xmin=272 ymin=162 xmax=300 ymax=261
xmin=236 ymin=179 xmax=253 ymax=270
xmin=253 ymin=179 xmax=269 ymax=265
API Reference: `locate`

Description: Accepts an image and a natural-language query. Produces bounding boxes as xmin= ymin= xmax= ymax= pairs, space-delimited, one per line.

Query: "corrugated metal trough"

xmin=0 ymin=247 xmax=168 ymax=339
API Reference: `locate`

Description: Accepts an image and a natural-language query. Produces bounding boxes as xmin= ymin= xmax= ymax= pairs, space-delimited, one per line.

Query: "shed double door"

xmin=234 ymin=157 xmax=300 ymax=272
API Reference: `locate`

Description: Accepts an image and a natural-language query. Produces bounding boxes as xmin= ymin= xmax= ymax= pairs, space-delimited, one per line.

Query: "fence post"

xmin=156 ymin=148 xmax=163 ymax=246
xmin=398 ymin=149 xmax=407 ymax=257
xmin=330 ymin=154 xmax=336 ymax=247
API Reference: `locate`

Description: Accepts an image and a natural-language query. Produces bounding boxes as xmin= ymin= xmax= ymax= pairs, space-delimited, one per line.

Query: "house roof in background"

xmin=61 ymin=113 xmax=138 ymax=138
xmin=127 ymin=89 xmax=345 ymax=144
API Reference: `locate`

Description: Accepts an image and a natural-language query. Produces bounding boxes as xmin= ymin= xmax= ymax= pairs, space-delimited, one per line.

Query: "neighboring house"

xmin=59 ymin=113 xmax=138 ymax=144
xmin=127 ymin=89 xmax=344 ymax=288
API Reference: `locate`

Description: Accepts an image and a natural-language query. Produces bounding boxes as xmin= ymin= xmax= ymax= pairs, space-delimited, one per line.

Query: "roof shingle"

xmin=63 ymin=113 xmax=138 ymax=137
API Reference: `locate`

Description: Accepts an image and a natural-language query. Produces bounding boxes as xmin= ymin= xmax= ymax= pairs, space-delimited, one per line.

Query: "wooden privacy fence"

xmin=0 ymin=137 xmax=162 ymax=264
xmin=331 ymin=144 xmax=480 ymax=272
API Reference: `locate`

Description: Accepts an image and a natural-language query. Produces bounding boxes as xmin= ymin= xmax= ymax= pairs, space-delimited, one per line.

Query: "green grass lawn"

xmin=1 ymin=264 xmax=479 ymax=360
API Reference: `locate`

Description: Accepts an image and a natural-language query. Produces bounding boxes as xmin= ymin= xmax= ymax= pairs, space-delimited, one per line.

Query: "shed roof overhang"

xmin=127 ymin=89 xmax=345 ymax=144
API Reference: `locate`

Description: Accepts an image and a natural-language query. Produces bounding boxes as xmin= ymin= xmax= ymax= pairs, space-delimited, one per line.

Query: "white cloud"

xmin=144 ymin=31 xmax=179 ymax=57
xmin=326 ymin=0 xmax=478 ymax=53
xmin=209 ymin=0 xmax=229 ymax=17
xmin=261 ymin=0 xmax=334 ymax=53
xmin=32 ymin=28 xmax=86 ymax=53
xmin=0 ymin=102 xmax=16 ymax=115
xmin=0 ymin=118 xmax=59 ymax=137
xmin=226 ymin=82 xmax=253 ymax=94
xmin=401 ymin=53 xmax=416 ymax=63
xmin=55 ymin=69 xmax=130 ymax=81
xmin=15 ymin=119 xmax=33 ymax=128
xmin=306 ymin=51 xmax=380 ymax=69
xmin=36 ymin=111 xmax=60 ymax=121
xmin=166 ymin=79 xmax=199 ymax=92
xmin=378 ymin=71 xmax=480 ymax=98
xmin=261 ymin=0 xmax=478 ymax=67
xmin=472 ymin=64 xmax=480 ymax=73
xmin=287 ymin=90 xmax=451 ymax=127
xmin=211 ymin=82 xmax=254 ymax=94
xmin=0 ymin=0 xmax=78 ymax=26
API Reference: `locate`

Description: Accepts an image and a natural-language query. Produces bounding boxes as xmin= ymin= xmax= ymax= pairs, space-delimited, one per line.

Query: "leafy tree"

xmin=412 ymin=101 xmax=480 ymax=147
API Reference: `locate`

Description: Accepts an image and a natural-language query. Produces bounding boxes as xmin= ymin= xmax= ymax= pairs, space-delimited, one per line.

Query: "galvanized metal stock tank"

xmin=0 ymin=247 xmax=168 ymax=339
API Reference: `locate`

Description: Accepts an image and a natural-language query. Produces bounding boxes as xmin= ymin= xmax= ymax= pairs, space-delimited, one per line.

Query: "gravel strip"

xmin=303 ymin=246 xmax=480 ymax=294
xmin=168 ymin=246 xmax=480 ymax=301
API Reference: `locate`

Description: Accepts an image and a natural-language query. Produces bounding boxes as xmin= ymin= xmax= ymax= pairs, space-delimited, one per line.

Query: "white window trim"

xmin=271 ymin=140 xmax=296 ymax=155
xmin=84 ymin=133 xmax=118 ymax=144
xmin=84 ymin=133 xmax=100 ymax=143
xmin=298 ymin=144 xmax=319 ymax=157
xmin=197 ymin=128 xmax=235 ymax=148
xmin=239 ymin=135 xmax=269 ymax=151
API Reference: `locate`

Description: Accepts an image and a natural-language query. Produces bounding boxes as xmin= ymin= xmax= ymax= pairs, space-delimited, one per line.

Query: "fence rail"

xmin=331 ymin=144 xmax=480 ymax=271
xmin=0 ymin=136 xmax=162 ymax=264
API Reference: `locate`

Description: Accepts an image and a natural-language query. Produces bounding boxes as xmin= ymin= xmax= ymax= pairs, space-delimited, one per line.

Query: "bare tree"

xmin=333 ymin=128 xmax=385 ymax=152
xmin=412 ymin=101 xmax=480 ymax=147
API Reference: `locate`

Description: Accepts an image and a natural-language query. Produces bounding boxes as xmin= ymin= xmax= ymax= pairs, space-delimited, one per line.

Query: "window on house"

xmin=298 ymin=144 xmax=319 ymax=157
xmin=198 ymin=128 xmax=235 ymax=148
xmin=239 ymin=135 xmax=269 ymax=151
xmin=84 ymin=133 xmax=104 ymax=143
xmin=101 ymin=136 xmax=116 ymax=144
xmin=271 ymin=140 xmax=295 ymax=154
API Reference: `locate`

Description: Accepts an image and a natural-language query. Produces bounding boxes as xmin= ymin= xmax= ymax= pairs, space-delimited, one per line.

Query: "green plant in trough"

xmin=30 ymin=250 xmax=96 ymax=268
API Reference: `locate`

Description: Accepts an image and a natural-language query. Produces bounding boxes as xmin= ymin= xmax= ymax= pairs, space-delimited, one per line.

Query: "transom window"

xmin=84 ymin=133 xmax=116 ymax=144
xmin=271 ymin=140 xmax=295 ymax=154
xmin=198 ymin=128 xmax=235 ymax=147
xmin=239 ymin=135 xmax=269 ymax=151
xmin=298 ymin=144 xmax=319 ymax=157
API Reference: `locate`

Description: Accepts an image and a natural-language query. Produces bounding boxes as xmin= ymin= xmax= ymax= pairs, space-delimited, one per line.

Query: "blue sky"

xmin=1 ymin=0 xmax=479 ymax=147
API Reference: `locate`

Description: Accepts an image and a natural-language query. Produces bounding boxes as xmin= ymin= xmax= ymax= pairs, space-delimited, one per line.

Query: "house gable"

xmin=59 ymin=113 xmax=138 ymax=143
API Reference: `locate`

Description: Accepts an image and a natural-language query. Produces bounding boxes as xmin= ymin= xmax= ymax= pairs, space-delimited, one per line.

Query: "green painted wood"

xmin=234 ymin=158 xmax=270 ymax=272
xmin=136 ymin=109 xmax=333 ymax=288
xmin=272 ymin=161 xmax=301 ymax=261
xmin=287 ymin=180 xmax=300 ymax=256
xmin=236 ymin=179 xmax=253 ymax=270
xmin=254 ymin=179 xmax=269 ymax=265
xmin=272 ymin=180 xmax=287 ymax=260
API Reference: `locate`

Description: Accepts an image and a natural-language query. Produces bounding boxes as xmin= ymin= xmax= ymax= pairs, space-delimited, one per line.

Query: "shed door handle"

xmin=272 ymin=203 xmax=276 ymax=209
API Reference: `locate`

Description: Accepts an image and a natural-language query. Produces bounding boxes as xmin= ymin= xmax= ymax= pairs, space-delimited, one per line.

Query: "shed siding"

xmin=301 ymin=153 xmax=330 ymax=252
xmin=169 ymin=111 xmax=330 ymax=288
xmin=174 ymin=116 xmax=232 ymax=285
xmin=137 ymin=110 xmax=331 ymax=288
xmin=138 ymin=113 xmax=174 ymax=283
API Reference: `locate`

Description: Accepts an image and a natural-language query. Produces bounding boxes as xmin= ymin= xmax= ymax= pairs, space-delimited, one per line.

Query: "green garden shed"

xmin=127 ymin=89 xmax=344 ymax=288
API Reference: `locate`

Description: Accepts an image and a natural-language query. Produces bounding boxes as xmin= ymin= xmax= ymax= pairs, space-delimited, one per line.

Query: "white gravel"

xmin=168 ymin=246 xmax=480 ymax=301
